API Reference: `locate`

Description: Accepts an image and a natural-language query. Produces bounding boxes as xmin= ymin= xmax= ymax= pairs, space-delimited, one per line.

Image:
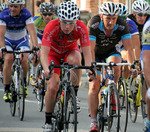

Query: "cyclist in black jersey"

xmin=128 ymin=0 xmax=150 ymax=43
xmin=87 ymin=2 xmax=135 ymax=132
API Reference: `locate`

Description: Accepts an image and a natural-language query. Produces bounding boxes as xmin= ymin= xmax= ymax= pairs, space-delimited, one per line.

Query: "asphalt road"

xmin=0 ymin=70 xmax=146 ymax=132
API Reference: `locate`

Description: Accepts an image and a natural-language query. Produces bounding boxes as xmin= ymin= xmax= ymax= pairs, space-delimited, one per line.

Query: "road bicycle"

xmin=127 ymin=61 xmax=148 ymax=123
xmin=49 ymin=60 xmax=96 ymax=132
xmin=33 ymin=63 xmax=46 ymax=112
xmin=3 ymin=48 xmax=32 ymax=121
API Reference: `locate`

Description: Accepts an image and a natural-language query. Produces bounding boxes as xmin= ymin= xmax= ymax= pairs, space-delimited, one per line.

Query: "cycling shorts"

xmin=48 ymin=47 xmax=80 ymax=76
xmin=96 ymin=49 xmax=122 ymax=75
xmin=5 ymin=36 xmax=30 ymax=51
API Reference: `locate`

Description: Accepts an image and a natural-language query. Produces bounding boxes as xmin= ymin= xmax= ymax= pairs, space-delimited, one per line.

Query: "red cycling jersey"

xmin=42 ymin=19 xmax=90 ymax=54
xmin=42 ymin=19 xmax=90 ymax=75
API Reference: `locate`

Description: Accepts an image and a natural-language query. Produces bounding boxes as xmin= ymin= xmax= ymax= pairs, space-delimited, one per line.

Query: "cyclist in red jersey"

xmin=40 ymin=1 xmax=94 ymax=131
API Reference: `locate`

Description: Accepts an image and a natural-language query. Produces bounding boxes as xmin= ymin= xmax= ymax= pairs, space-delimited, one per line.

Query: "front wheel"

xmin=107 ymin=83 xmax=120 ymax=132
xmin=17 ymin=69 xmax=25 ymax=121
xmin=63 ymin=86 xmax=77 ymax=132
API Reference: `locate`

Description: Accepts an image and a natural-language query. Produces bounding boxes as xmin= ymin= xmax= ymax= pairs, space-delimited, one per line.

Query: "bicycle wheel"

xmin=141 ymin=75 xmax=147 ymax=123
xmin=63 ymin=86 xmax=77 ymax=132
xmin=17 ymin=69 xmax=25 ymax=121
xmin=36 ymin=65 xmax=45 ymax=112
xmin=10 ymin=78 xmax=16 ymax=117
xmin=107 ymin=83 xmax=120 ymax=132
xmin=118 ymin=78 xmax=128 ymax=132
xmin=128 ymin=77 xmax=138 ymax=123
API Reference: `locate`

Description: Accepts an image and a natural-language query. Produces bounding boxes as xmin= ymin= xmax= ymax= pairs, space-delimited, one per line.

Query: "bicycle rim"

xmin=10 ymin=78 xmax=16 ymax=116
xmin=141 ymin=75 xmax=147 ymax=122
xmin=17 ymin=69 xmax=25 ymax=121
xmin=128 ymin=78 xmax=138 ymax=123
xmin=63 ymin=86 xmax=77 ymax=132
xmin=118 ymin=78 xmax=128 ymax=132
xmin=107 ymin=83 xmax=120 ymax=132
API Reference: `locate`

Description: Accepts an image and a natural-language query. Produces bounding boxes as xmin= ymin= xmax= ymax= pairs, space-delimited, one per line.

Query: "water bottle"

xmin=60 ymin=92 xmax=64 ymax=109
xmin=135 ymin=75 xmax=140 ymax=88
xmin=28 ymin=53 xmax=34 ymax=61
xmin=101 ymin=86 xmax=108 ymax=104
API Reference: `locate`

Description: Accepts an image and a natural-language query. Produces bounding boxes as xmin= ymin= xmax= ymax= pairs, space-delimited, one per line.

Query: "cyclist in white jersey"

xmin=0 ymin=0 xmax=38 ymax=101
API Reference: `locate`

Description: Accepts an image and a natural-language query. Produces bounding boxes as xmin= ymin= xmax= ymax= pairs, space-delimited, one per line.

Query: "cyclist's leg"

xmin=3 ymin=41 xmax=14 ymax=102
xmin=106 ymin=53 xmax=122 ymax=85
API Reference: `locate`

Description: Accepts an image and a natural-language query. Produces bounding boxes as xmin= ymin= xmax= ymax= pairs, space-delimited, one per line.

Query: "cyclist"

xmin=40 ymin=1 xmax=94 ymax=131
xmin=128 ymin=0 xmax=150 ymax=43
xmin=117 ymin=3 xmax=141 ymax=80
xmin=30 ymin=2 xmax=57 ymax=86
xmin=142 ymin=14 xmax=150 ymax=132
xmin=0 ymin=0 xmax=38 ymax=101
xmin=87 ymin=2 xmax=135 ymax=131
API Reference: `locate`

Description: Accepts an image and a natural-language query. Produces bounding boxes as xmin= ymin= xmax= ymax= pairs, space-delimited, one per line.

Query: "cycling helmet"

xmin=118 ymin=3 xmax=128 ymax=16
xmin=100 ymin=2 xmax=120 ymax=16
xmin=39 ymin=2 xmax=54 ymax=13
xmin=58 ymin=1 xmax=80 ymax=21
xmin=132 ymin=0 xmax=150 ymax=13
xmin=7 ymin=0 xmax=25 ymax=4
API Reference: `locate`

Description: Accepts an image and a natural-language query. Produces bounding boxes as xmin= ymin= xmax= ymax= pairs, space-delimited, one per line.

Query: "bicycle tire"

xmin=36 ymin=65 xmax=45 ymax=112
xmin=17 ymin=69 xmax=25 ymax=121
xmin=107 ymin=83 xmax=120 ymax=132
xmin=128 ymin=77 xmax=138 ymax=123
xmin=141 ymin=74 xmax=147 ymax=122
xmin=10 ymin=78 xmax=16 ymax=117
xmin=63 ymin=86 xmax=77 ymax=132
xmin=118 ymin=78 xmax=128 ymax=132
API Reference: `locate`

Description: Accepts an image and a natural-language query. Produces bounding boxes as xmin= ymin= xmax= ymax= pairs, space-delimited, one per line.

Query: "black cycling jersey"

xmin=128 ymin=14 xmax=150 ymax=43
xmin=87 ymin=15 xmax=131 ymax=56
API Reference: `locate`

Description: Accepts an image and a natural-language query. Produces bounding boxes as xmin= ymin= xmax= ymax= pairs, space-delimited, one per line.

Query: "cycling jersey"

xmin=116 ymin=17 xmax=139 ymax=52
xmin=87 ymin=15 xmax=131 ymax=56
xmin=33 ymin=15 xmax=58 ymax=41
xmin=128 ymin=14 xmax=150 ymax=42
xmin=0 ymin=7 xmax=33 ymax=50
xmin=42 ymin=19 xmax=90 ymax=55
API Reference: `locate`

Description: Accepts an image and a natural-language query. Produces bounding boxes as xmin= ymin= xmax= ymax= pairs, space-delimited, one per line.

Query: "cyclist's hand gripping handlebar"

xmin=88 ymin=61 xmax=96 ymax=82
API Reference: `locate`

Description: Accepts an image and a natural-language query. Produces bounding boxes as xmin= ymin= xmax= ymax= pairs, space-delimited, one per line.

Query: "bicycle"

xmin=3 ymin=48 xmax=32 ymax=121
xmin=97 ymin=62 xmax=133 ymax=132
xmin=48 ymin=60 xmax=96 ymax=132
xmin=33 ymin=63 xmax=46 ymax=112
xmin=127 ymin=61 xmax=148 ymax=123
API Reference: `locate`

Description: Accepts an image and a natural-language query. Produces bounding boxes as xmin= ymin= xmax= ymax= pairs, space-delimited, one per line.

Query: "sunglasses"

xmin=60 ymin=19 xmax=77 ymax=25
xmin=137 ymin=13 xmax=147 ymax=17
xmin=42 ymin=13 xmax=53 ymax=16
xmin=121 ymin=15 xmax=127 ymax=20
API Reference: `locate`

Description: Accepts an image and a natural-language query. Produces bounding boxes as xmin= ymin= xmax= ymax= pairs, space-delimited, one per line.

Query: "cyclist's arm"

xmin=132 ymin=34 xmax=141 ymax=61
xmin=40 ymin=45 xmax=50 ymax=78
xmin=122 ymin=38 xmax=135 ymax=63
xmin=0 ymin=25 xmax=6 ymax=48
xmin=89 ymin=40 xmax=96 ymax=62
xmin=143 ymin=50 xmax=150 ymax=87
xmin=26 ymin=23 xmax=38 ymax=48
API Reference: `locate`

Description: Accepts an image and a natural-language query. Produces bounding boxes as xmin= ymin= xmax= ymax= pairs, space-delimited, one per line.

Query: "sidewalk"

xmin=80 ymin=69 xmax=89 ymax=89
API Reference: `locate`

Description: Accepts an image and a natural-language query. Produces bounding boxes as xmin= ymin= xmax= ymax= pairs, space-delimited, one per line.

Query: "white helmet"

xmin=39 ymin=2 xmax=54 ymax=13
xmin=58 ymin=1 xmax=80 ymax=21
xmin=132 ymin=0 xmax=150 ymax=13
xmin=118 ymin=3 xmax=128 ymax=16
xmin=7 ymin=0 xmax=25 ymax=4
xmin=100 ymin=2 xmax=120 ymax=16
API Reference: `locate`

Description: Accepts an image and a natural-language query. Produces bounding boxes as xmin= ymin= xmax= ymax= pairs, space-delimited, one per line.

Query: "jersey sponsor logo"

xmin=91 ymin=22 xmax=99 ymax=29
xmin=143 ymin=37 xmax=150 ymax=43
xmin=144 ymin=26 xmax=150 ymax=34
xmin=117 ymin=25 xmax=125 ymax=31
xmin=43 ymin=32 xmax=50 ymax=41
